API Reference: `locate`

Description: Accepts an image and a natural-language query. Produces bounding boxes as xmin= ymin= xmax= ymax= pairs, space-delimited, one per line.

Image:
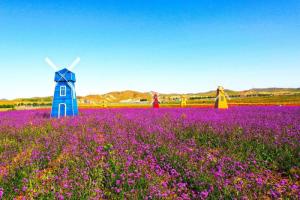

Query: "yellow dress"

xmin=181 ymin=96 xmax=187 ymax=107
xmin=215 ymin=86 xmax=228 ymax=109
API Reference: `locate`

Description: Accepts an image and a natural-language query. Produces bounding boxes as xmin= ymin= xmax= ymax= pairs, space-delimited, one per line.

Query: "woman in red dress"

xmin=152 ymin=93 xmax=160 ymax=108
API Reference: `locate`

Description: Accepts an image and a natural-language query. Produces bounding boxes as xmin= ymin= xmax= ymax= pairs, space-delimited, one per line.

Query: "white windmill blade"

xmin=64 ymin=80 xmax=76 ymax=99
xmin=45 ymin=57 xmax=58 ymax=71
xmin=65 ymin=81 xmax=76 ymax=99
xmin=68 ymin=82 xmax=76 ymax=99
xmin=68 ymin=57 xmax=80 ymax=71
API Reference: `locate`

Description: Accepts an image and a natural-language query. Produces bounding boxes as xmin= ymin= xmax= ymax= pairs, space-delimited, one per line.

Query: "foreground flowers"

xmin=0 ymin=107 xmax=299 ymax=199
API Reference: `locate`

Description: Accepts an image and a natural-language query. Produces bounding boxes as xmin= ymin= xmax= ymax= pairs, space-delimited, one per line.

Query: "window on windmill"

xmin=60 ymin=86 xmax=66 ymax=96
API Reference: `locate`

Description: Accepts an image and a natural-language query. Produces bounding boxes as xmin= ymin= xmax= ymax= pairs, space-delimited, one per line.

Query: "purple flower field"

xmin=0 ymin=106 xmax=299 ymax=199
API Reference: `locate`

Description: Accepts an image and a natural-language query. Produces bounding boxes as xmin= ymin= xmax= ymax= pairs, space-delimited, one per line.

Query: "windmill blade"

xmin=45 ymin=57 xmax=58 ymax=71
xmin=68 ymin=82 xmax=76 ymax=99
xmin=68 ymin=57 xmax=80 ymax=71
xmin=66 ymin=81 xmax=76 ymax=99
xmin=65 ymin=80 xmax=76 ymax=99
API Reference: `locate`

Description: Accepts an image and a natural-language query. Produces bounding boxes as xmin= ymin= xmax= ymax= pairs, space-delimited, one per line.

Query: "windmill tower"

xmin=45 ymin=57 xmax=80 ymax=118
xmin=214 ymin=86 xmax=229 ymax=109
xmin=151 ymin=92 xmax=160 ymax=108
xmin=181 ymin=96 xmax=187 ymax=107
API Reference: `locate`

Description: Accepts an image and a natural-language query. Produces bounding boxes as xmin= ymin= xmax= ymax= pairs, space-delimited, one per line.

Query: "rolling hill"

xmin=1 ymin=88 xmax=299 ymax=107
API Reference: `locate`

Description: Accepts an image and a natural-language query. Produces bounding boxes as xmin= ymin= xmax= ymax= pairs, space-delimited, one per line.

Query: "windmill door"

xmin=58 ymin=103 xmax=67 ymax=118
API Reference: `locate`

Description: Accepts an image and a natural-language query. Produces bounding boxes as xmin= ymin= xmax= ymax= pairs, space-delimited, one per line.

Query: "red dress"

xmin=152 ymin=94 xmax=160 ymax=108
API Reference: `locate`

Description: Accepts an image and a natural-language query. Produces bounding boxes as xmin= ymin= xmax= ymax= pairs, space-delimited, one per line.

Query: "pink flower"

xmin=128 ymin=179 xmax=135 ymax=185
xmin=181 ymin=193 xmax=190 ymax=200
xmin=22 ymin=186 xmax=27 ymax=192
xmin=200 ymin=190 xmax=209 ymax=199
xmin=63 ymin=182 xmax=69 ymax=188
xmin=280 ymin=179 xmax=288 ymax=186
xmin=290 ymin=184 xmax=298 ymax=190
xmin=256 ymin=177 xmax=264 ymax=185
xmin=0 ymin=188 xmax=4 ymax=199
xmin=58 ymin=194 xmax=64 ymax=200
xmin=161 ymin=181 xmax=168 ymax=188
xmin=96 ymin=146 xmax=103 ymax=153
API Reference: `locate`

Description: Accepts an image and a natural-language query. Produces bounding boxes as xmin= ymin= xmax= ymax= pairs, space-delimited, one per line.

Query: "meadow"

xmin=0 ymin=107 xmax=299 ymax=199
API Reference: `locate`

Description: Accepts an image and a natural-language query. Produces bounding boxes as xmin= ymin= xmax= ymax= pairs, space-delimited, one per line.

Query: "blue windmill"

xmin=45 ymin=57 xmax=80 ymax=118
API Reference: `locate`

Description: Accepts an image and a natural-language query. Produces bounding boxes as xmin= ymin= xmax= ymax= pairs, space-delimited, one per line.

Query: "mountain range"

xmin=78 ymin=88 xmax=300 ymax=103
xmin=1 ymin=88 xmax=299 ymax=105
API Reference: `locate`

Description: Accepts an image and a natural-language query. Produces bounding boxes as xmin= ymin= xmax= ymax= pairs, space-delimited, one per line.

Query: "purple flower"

xmin=0 ymin=188 xmax=4 ymax=199
xmin=177 ymin=182 xmax=187 ymax=188
xmin=1 ymin=107 xmax=300 ymax=199
xmin=116 ymin=179 xmax=121 ymax=185
xmin=280 ymin=179 xmax=288 ymax=186
xmin=96 ymin=146 xmax=103 ymax=153
xmin=181 ymin=193 xmax=190 ymax=200
xmin=162 ymin=181 xmax=168 ymax=188
xmin=22 ymin=186 xmax=27 ymax=192
xmin=270 ymin=189 xmax=279 ymax=198
xmin=58 ymin=194 xmax=64 ymax=200
xmin=63 ymin=182 xmax=69 ymax=188
xmin=290 ymin=184 xmax=298 ymax=190
xmin=256 ymin=177 xmax=264 ymax=185
xmin=200 ymin=190 xmax=209 ymax=199
xmin=170 ymin=169 xmax=179 ymax=177
xmin=128 ymin=179 xmax=135 ymax=185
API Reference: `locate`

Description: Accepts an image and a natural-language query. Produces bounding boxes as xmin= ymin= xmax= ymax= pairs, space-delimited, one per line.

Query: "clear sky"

xmin=0 ymin=0 xmax=299 ymax=99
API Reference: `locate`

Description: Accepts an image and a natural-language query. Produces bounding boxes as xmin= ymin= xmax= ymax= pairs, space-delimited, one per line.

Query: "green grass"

xmin=173 ymin=125 xmax=300 ymax=175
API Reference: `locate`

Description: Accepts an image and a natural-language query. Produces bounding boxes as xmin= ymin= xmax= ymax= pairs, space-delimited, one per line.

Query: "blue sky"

xmin=0 ymin=0 xmax=299 ymax=99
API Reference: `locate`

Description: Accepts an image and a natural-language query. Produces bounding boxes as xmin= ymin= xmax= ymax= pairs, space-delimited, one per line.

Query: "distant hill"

xmin=79 ymin=90 xmax=151 ymax=104
xmin=78 ymin=88 xmax=300 ymax=104
xmin=1 ymin=88 xmax=300 ymax=106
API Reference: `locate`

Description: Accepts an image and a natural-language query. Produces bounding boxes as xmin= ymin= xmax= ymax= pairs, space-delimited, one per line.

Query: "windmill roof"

xmin=54 ymin=68 xmax=76 ymax=82
xmin=57 ymin=68 xmax=73 ymax=74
